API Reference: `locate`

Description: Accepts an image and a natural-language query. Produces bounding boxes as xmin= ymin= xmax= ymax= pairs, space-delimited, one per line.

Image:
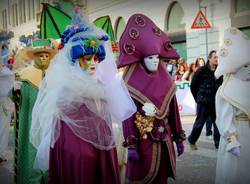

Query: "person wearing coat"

xmin=188 ymin=50 xmax=222 ymax=150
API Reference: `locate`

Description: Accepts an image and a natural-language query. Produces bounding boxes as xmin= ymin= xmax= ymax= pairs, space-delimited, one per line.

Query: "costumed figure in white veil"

xmin=0 ymin=63 xmax=14 ymax=163
xmin=215 ymin=27 xmax=250 ymax=184
xmin=30 ymin=7 xmax=136 ymax=184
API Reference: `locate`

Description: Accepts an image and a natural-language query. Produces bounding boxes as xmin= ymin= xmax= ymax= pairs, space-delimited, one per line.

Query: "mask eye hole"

xmin=94 ymin=55 xmax=99 ymax=63
xmin=84 ymin=55 xmax=93 ymax=61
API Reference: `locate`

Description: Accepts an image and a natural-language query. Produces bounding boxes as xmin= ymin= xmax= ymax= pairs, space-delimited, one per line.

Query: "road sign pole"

xmin=191 ymin=2 xmax=212 ymax=60
xmin=200 ymin=6 xmax=209 ymax=60
xmin=204 ymin=7 xmax=208 ymax=60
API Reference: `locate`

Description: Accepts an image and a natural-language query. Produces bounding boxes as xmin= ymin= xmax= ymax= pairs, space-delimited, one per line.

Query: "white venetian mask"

xmin=79 ymin=54 xmax=99 ymax=76
xmin=143 ymin=54 xmax=160 ymax=72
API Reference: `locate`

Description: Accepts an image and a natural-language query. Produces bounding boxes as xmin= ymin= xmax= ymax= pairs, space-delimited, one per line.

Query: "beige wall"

xmin=1 ymin=0 xmax=241 ymax=63
xmin=86 ymin=0 xmax=232 ymax=62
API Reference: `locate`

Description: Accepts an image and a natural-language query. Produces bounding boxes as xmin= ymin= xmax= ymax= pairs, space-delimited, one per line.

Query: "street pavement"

xmin=170 ymin=116 xmax=218 ymax=184
xmin=0 ymin=116 xmax=218 ymax=184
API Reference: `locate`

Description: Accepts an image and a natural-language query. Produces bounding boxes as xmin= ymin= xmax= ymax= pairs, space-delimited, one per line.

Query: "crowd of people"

xmin=167 ymin=57 xmax=206 ymax=82
xmin=0 ymin=44 xmax=18 ymax=71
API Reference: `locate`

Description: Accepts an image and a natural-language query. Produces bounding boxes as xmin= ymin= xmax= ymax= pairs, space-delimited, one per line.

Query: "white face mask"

xmin=79 ymin=55 xmax=99 ymax=76
xmin=143 ymin=54 xmax=160 ymax=72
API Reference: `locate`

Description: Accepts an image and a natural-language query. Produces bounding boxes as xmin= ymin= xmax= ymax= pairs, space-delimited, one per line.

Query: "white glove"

xmin=14 ymin=81 xmax=22 ymax=90
xmin=142 ymin=103 xmax=156 ymax=116
xmin=229 ymin=147 xmax=240 ymax=157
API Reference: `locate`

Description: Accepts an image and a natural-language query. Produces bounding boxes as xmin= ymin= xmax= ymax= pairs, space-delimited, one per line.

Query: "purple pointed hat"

xmin=118 ymin=14 xmax=179 ymax=68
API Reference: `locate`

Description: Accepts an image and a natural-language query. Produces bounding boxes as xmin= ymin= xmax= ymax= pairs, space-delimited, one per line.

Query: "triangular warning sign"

xmin=191 ymin=10 xmax=212 ymax=29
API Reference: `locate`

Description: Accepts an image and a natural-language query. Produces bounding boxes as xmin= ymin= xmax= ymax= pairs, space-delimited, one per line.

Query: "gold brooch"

xmin=134 ymin=112 xmax=155 ymax=139
xmin=226 ymin=134 xmax=238 ymax=143
xmin=229 ymin=28 xmax=237 ymax=35
xmin=219 ymin=48 xmax=228 ymax=57
xmin=224 ymin=38 xmax=232 ymax=46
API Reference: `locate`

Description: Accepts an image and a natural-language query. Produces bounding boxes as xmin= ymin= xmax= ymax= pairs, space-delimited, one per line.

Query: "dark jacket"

xmin=190 ymin=63 xmax=223 ymax=104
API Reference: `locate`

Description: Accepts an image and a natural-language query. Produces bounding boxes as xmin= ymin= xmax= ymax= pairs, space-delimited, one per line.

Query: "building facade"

xmin=1 ymin=0 xmax=250 ymax=63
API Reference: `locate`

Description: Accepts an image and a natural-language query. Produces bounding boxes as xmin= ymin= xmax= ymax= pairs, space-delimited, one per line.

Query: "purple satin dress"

xmin=48 ymin=104 xmax=120 ymax=184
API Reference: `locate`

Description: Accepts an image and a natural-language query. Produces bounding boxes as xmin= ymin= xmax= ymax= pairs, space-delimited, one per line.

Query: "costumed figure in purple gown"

xmin=117 ymin=14 xmax=186 ymax=184
xmin=29 ymin=7 xmax=136 ymax=184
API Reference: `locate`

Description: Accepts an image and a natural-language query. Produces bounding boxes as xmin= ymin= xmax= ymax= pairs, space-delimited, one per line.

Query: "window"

xmin=166 ymin=1 xmax=185 ymax=32
xmin=231 ymin=0 xmax=250 ymax=28
xmin=115 ymin=17 xmax=126 ymax=41
xmin=19 ymin=0 xmax=26 ymax=24
xmin=12 ymin=3 xmax=18 ymax=27
xmin=37 ymin=0 xmax=41 ymax=11
xmin=28 ymin=0 xmax=35 ymax=20
xmin=2 ymin=9 xmax=7 ymax=30
xmin=165 ymin=1 xmax=187 ymax=60
xmin=235 ymin=0 xmax=250 ymax=14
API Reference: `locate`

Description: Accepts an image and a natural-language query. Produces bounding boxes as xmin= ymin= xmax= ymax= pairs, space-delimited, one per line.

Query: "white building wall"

xmin=86 ymin=0 xmax=232 ymax=63
xmin=0 ymin=0 xmax=39 ymax=48
xmin=1 ymin=0 xmax=233 ymax=62
xmin=184 ymin=0 xmax=231 ymax=63
xmin=0 ymin=0 xmax=12 ymax=31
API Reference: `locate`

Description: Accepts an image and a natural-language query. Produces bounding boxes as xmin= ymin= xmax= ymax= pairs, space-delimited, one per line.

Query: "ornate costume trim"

xmin=134 ymin=112 xmax=155 ymax=139
xmin=134 ymin=15 xmax=146 ymax=27
xmin=123 ymin=62 xmax=176 ymax=119
xmin=226 ymin=134 xmax=238 ymax=144
xmin=235 ymin=113 xmax=249 ymax=122
xmin=125 ymin=143 xmax=161 ymax=184
xmin=220 ymin=74 xmax=250 ymax=120
xmin=164 ymin=124 xmax=176 ymax=179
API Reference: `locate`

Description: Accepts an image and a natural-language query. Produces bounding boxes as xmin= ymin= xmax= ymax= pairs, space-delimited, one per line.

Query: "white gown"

xmin=215 ymin=74 xmax=250 ymax=184
xmin=0 ymin=67 xmax=14 ymax=159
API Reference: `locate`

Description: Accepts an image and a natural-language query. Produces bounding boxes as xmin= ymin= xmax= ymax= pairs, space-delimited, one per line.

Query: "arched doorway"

xmin=165 ymin=1 xmax=187 ymax=61
xmin=115 ymin=16 xmax=126 ymax=42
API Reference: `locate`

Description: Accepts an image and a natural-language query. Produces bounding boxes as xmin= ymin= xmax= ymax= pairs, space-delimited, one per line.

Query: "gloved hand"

xmin=229 ymin=147 xmax=240 ymax=157
xmin=142 ymin=103 xmax=156 ymax=117
xmin=14 ymin=81 xmax=21 ymax=90
xmin=176 ymin=142 xmax=184 ymax=156
xmin=128 ymin=148 xmax=139 ymax=161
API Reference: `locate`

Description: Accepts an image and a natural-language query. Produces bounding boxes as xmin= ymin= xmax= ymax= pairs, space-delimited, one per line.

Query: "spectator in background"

xmin=182 ymin=63 xmax=196 ymax=81
xmin=1 ymin=44 xmax=9 ymax=66
xmin=194 ymin=57 xmax=214 ymax=138
xmin=195 ymin=57 xmax=206 ymax=72
xmin=175 ymin=63 xmax=186 ymax=81
xmin=166 ymin=59 xmax=178 ymax=79
xmin=188 ymin=50 xmax=223 ymax=150
xmin=178 ymin=57 xmax=188 ymax=70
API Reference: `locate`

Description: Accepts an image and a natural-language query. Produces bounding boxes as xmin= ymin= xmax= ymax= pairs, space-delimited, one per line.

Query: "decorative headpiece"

xmin=59 ymin=6 xmax=109 ymax=63
xmin=215 ymin=27 xmax=250 ymax=78
xmin=118 ymin=14 xmax=179 ymax=68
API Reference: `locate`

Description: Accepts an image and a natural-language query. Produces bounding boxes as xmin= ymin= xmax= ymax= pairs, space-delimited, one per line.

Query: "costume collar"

xmin=220 ymin=74 xmax=250 ymax=120
xmin=123 ymin=62 xmax=176 ymax=119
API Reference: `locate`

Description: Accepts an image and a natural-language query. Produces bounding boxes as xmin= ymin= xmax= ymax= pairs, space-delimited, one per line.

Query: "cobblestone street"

xmin=172 ymin=116 xmax=217 ymax=184
xmin=0 ymin=116 xmax=218 ymax=184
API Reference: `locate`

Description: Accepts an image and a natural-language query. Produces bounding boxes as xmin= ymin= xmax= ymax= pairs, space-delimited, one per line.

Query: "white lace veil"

xmin=30 ymin=10 xmax=136 ymax=171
